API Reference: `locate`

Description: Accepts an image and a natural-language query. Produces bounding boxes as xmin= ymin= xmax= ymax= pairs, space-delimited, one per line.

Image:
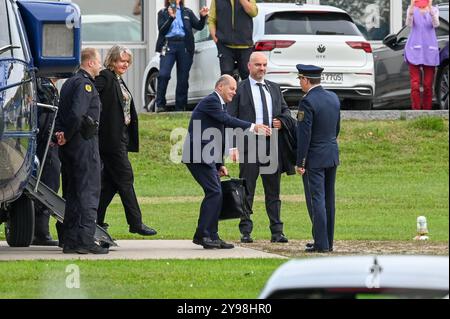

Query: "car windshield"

xmin=264 ymin=11 xmax=362 ymax=36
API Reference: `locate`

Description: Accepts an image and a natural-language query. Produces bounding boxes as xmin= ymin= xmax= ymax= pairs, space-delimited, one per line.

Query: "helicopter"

xmin=1 ymin=0 xmax=115 ymax=248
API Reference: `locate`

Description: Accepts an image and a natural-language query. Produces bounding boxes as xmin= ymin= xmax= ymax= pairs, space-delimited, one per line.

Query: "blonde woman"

xmin=95 ymin=45 xmax=157 ymax=236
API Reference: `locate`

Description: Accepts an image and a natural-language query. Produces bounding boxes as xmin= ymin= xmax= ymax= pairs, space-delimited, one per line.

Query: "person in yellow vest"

xmin=208 ymin=0 xmax=258 ymax=80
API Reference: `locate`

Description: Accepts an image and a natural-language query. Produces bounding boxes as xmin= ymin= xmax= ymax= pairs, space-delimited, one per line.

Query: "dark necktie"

xmin=256 ymin=83 xmax=269 ymax=126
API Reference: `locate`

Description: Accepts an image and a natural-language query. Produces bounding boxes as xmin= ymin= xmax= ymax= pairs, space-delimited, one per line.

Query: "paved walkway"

xmin=0 ymin=240 xmax=285 ymax=261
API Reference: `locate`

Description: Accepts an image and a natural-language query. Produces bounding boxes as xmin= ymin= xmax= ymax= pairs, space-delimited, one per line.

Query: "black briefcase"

xmin=219 ymin=178 xmax=252 ymax=220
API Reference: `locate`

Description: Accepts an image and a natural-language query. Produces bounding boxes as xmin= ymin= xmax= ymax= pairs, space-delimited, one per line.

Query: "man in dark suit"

xmin=295 ymin=64 xmax=340 ymax=253
xmin=182 ymin=74 xmax=271 ymax=249
xmin=227 ymin=52 xmax=292 ymax=244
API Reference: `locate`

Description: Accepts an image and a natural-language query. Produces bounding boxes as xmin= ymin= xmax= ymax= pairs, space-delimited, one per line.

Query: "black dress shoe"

xmin=192 ymin=237 xmax=202 ymax=246
xmin=304 ymin=246 xmax=329 ymax=253
xmin=217 ymin=239 xmax=234 ymax=249
xmin=31 ymin=237 xmax=59 ymax=246
xmin=305 ymin=242 xmax=333 ymax=251
xmin=271 ymin=234 xmax=288 ymax=243
xmin=129 ymin=224 xmax=157 ymax=236
xmin=200 ymin=237 xmax=221 ymax=249
xmin=77 ymin=244 xmax=109 ymax=254
xmin=240 ymin=234 xmax=254 ymax=243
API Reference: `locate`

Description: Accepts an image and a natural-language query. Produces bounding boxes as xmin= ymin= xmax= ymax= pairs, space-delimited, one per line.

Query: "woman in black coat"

xmin=95 ymin=45 xmax=157 ymax=236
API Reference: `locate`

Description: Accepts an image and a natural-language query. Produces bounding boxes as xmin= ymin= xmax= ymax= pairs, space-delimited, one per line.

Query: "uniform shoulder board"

xmin=85 ymin=84 xmax=92 ymax=93
xmin=297 ymin=111 xmax=304 ymax=122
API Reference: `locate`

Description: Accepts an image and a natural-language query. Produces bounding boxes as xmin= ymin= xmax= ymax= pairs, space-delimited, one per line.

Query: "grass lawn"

xmin=26 ymin=114 xmax=446 ymax=242
xmin=0 ymin=114 xmax=448 ymax=299
xmin=0 ymin=259 xmax=285 ymax=299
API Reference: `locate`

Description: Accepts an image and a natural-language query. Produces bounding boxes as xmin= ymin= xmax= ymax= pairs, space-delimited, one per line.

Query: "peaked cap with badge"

xmin=296 ymin=64 xmax=324 ymax=79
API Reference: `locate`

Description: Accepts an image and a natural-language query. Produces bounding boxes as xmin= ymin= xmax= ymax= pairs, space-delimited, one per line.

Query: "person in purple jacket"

xmin=405 ymin=0 xmax=440 ymax=110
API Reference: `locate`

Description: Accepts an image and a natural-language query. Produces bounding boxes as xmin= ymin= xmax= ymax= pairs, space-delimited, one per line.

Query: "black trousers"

xmin=60 ymin=135 xmax=100 ymax=249
xmin=97 ymin=142 xmax=142 ymax=228
xmin=238 ymin=162 xmax=283 ymax=236
xmin=216 ymin=41 xmax=253 ymax=80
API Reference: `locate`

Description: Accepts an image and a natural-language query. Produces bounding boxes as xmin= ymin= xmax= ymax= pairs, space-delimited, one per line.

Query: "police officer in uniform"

xmin=32 ymin=77 xmax=61 ymax=246
xmin=295 ymin=64 xmax=340 ymax=253
xmin=55 ymin=48 xmax=107 ymax=254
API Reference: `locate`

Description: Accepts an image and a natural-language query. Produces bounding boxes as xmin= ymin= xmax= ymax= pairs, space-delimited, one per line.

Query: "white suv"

xmin=142 ymin=3 xmax=375 ymax=111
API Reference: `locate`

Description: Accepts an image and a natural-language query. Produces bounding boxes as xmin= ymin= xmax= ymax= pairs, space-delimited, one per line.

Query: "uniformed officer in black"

xmin=295 ymin=64 xmax=340 ymax=253
xmin=32 ymin=77 xmax=61 ymax=246
xmin=55 ymin=48 xmax=107 ymax=254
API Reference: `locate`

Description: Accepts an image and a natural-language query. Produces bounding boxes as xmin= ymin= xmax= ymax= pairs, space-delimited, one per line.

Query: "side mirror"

xmin=383 ymin=33 xmax=398 ymax=48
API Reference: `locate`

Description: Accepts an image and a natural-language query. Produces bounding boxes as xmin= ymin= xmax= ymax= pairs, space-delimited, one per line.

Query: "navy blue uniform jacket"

xmin=296 ymin=86 xmax=340 ymax=169
xmin=56 ymin=69 xmax=100 ymax=142
xmin=155 ymin=6 xmax=207 ymax=54
xmin=182 ymin=92 xmax=252 ymax=168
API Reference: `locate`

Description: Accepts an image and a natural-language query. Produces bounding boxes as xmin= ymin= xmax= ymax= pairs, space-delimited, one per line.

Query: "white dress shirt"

xmin=249 ymin=76 xmax=273 ymax=125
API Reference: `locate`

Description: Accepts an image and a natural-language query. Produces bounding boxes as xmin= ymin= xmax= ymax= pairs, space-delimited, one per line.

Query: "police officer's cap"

xmin=296 ymin=64 xmax=324 ymax=79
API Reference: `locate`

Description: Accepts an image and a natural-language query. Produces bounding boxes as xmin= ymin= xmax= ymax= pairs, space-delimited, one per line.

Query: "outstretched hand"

xmin=254 ymin=124 xmax=272 ymax=136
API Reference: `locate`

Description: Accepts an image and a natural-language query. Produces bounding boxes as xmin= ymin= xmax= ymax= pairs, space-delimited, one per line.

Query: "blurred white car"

xmin=258 ymin=255 xmax=449 ymax=299
xmin=82 ymin=14 xmax=141 ymax=42
xmin=142 ymin=3 xmax=375 ymax=111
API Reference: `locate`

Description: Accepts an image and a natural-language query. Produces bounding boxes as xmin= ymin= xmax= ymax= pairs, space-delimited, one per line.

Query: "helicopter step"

xmin=25 ymin=175 xmax=117 ymax=248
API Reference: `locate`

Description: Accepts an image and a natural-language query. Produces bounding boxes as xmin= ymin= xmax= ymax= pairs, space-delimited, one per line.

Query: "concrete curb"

xmin=294 ymin=110 xmax=449 ymax=121
xmin=144 ymin=110 xmax=449 ymax=121
xmin=336 ymin=110 xmax=448 ymax=121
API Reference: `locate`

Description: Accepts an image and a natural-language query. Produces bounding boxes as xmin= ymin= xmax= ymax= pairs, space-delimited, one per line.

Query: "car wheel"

xmin=144 ymin=71 xmax=158 ymax=112
xmin=5 ymin=195 xmax=35 ymax=247
xmin=435 ymin=63 xmax=449 ymax=110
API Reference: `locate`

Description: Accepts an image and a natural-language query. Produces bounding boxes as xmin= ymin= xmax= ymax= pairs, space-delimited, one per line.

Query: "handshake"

xmin=253 ymin=123 xmax=272 ymax=136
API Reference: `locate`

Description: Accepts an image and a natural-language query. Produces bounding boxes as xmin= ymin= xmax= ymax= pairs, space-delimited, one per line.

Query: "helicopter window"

xmin=0 ymin=0 xmax=25 ymax=60
xmin=0 ymin=0 xmax=8 ymax=49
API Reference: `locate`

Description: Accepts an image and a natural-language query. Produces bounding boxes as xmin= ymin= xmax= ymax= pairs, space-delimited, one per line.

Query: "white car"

xmin=258 ymin=256 xmax=449 ymax=299
xmin=142 ymin=3 xmax=375 ymax=111
xmin=82 ymin=14 xmax=141 ymax=42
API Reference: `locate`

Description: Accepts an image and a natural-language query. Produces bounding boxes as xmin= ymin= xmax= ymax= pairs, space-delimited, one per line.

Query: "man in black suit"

xmin=296 ymin=64 xmax=340 ymax=253
xmin=227 ymin=52 xmax=292 ymax=244
xmin=182 ymin=75 xmax=271 ymax=249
